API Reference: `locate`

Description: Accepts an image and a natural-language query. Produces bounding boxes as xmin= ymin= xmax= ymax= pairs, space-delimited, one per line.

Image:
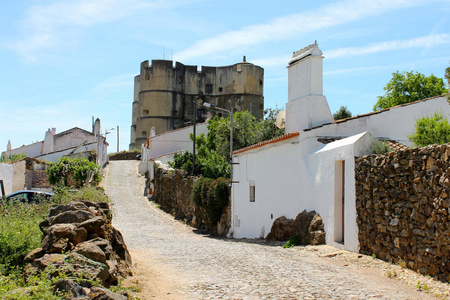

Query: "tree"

xmin=408 ymin=112 xmax=450 ymax=147
xmin=333 ymin=106 xmax=352 ymax=120
xmin=169 ymin=108 xmax=285 ymax=178
xmin=373 ymin=71 xmax=448 ymax=111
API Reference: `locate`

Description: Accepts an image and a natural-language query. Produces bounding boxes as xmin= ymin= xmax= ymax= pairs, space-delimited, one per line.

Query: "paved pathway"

xmin=102 ymin=161 xmax=446 ymax=300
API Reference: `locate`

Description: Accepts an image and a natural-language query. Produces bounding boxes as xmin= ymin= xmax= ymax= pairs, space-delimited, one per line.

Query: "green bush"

xmin=206 ymin=178 xmax=230 ymax=224
xmin=47 ymin=157 xmax=101 ymax=188
xmin=191 ymin=177 xmax=230 ymax=224
xmin=372 ymin=139 xmax=391 ymax=154
xmin=0 ymin=200 xmax=52 ymax=275
xmin=192 ymin=177 xmax=213 ymax=207
xmin=408 ymin=112 xmax=450 ymax=147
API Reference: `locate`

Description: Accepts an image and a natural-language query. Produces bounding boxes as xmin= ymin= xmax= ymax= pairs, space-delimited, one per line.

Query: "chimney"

xmin=285 ymin=41 xmax=333 ymax=133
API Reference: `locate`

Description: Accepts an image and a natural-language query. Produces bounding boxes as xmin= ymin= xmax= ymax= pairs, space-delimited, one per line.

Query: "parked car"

xmin=2 ymin=190 xmax=54 ymax=204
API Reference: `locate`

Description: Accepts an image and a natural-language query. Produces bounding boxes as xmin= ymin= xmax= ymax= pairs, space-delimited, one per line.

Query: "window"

xmin=249 ymin=184 xmax=255 ymax=202
xmin=205 ymin=84 xmax=213 ymax=93
xmin=142 ymin=131 xmax=147 ymax=137
xmin=143 ymin=110 xmax=149 ymax=115
xmin=218 ymin=87 xmax=223 ymax=92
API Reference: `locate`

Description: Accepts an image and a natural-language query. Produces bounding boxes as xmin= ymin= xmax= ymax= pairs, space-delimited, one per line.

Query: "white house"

xmin=230 ymin=42 xmax=450 ymax=251
xmin=3 ymin=118 xmax=109 ymax=168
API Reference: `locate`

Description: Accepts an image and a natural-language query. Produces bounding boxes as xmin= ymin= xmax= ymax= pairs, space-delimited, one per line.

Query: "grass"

xmin=0 ymin=186 xmax=112 ymax=298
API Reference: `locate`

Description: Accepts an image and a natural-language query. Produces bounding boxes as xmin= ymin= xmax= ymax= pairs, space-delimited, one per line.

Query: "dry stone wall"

xmin=355 ymin=144 xmax=450 ymax=282
xmin=153 ymin=164 xmax=230 ymax=235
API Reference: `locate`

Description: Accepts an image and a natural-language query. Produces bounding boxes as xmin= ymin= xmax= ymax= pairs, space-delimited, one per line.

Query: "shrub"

xmin=206 ymin=178 xmax=230 ymax=224
xmin=47 ymin=157 xmax=101 ymax=188
xmin=408 ymin=112 xmax=450 ymax=147
xmin=192 ymin=177 xmax=213 ymax=207
xmin=372 ymin=139 xmax=391 ymax=154
xmin=0 ymin=200 xmax=52 ymax=275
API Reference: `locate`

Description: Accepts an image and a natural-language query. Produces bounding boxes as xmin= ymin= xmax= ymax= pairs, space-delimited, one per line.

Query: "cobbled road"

xmin=101 ymin=161 xmax=443 ymax=300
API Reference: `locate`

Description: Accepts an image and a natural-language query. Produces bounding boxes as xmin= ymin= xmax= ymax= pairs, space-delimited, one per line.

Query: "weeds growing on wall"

xmin=192 ymin=176 xmax=230 ymax=224
xmin=372 ymin=139 xmax=391 ymax=154
xmin=0 ymin=153 xmax=27 ymax=163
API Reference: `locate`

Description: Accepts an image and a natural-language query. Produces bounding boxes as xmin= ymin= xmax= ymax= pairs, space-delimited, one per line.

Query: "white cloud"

xmin=325 ymin=34 xmax=450 ymax=59
xmin=174 ymin=0 xmax=439 ymax=61
xmin=5 ymin=0 xmax=198 ymax=61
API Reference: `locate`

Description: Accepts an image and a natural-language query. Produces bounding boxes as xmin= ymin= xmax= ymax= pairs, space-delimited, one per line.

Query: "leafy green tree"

xmin=373 ymin=71 xmax=448 ymax=111
xmin=333 ymin=106 xmax=352 ymax=120
xmin=169 ymin=108 xmax=285 ymax=178
xmin=47 ymin=157 xmax=101 ymax=187
xmin=408 ymin=112 xmax=450 ymax=147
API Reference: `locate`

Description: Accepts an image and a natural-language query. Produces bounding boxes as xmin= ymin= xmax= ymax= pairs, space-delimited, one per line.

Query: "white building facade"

xmin=230 ymin=42 xmax=450 ymax=251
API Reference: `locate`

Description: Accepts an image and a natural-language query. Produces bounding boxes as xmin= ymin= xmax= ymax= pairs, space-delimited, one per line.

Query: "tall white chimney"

xmin=285 ymin=41 xmax=333 ymax=133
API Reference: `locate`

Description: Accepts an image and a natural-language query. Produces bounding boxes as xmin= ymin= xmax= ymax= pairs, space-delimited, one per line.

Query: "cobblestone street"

xmin=101 ymin=161 xmax=448 ymax=299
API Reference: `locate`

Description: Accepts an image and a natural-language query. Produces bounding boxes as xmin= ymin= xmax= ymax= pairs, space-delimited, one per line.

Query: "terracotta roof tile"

xmin=233 ymin=132 xmax=300 ymax=155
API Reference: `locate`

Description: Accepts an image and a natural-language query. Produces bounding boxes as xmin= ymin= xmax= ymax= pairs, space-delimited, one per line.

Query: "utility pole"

xmin=117 ymin=125 xmax=119 ymax=153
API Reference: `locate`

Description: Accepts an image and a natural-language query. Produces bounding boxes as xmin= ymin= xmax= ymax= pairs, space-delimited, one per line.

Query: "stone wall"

xmin=109 ymin=151 xmax=141 ymax=161
xmin=153 ymin=164 xmax=230 ymax=235
xmin=355 ymin=144 xmax=449 ymax=282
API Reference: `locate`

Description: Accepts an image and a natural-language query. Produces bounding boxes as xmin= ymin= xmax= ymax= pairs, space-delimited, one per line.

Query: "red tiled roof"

xmin=233 ymin=132 xmax=300 ymax=155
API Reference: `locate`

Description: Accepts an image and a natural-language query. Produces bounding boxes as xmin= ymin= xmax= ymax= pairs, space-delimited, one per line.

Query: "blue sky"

xmin=1 ymin=0 xmax=449 ymax=153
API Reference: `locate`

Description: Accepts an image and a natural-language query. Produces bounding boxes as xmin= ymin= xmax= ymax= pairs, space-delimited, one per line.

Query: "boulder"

xmin=294 ymin=210 xmax=325 ymax=245
xmin=53 ymin=279 xmax=87 ymax=298
xmin=41 ymin=223 xmax=87 ymax=253
xmin=73 ymin=241 xmax=107 ymax=264
xmin=266 ymin=210 xmax=326 ymax=245
xmin=49 ymin=209 xmax=95 ymax=225
xmin=266 ymin=216 xmax=295 ymax=241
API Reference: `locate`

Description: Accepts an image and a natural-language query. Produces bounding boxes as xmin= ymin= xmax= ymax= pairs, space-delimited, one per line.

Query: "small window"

xmin=218 ymin=87 xmax=223 ymax=92
xmin=260 ymin=80 xmax=263 ymax=85
xmin=143 ymin=110 xmax=149 ymax=115
xmin=142 ymin=131 xmax=147 ymax=137
xmin=249 ymin=185 xmax=255 ymax=202
xmin=205 ymin=84 xmax=213 ymax=93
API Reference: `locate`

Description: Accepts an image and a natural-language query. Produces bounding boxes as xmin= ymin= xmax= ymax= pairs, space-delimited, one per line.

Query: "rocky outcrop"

xmin=24 ymin=200 xmax=132 ymax=297
xmin=355 ymin=143 xmax=450 ymax=282
xmin=266 ymin=210 xmax=325 ymax=245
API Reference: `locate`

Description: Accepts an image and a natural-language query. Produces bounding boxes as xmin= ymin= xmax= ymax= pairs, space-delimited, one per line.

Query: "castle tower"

xmin=285 ymin=41 xmax=333 ymax=133
xmin=129 ymin=59 xmax=264 ymax=150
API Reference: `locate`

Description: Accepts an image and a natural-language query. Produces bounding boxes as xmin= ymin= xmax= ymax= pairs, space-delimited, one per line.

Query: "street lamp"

xmin=202 ymin=102 xmax=234 ymax=183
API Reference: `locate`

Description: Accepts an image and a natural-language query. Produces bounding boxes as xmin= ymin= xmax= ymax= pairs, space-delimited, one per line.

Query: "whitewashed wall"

xmin=231 ymin=132 xmax=375 ymax=251
xmin=0 ymin=163 xmax=13 ymax=195
xmin=6 ymin=142 xmax=43 ymax=158
xmin=311 ymin=96 xmax=450 ymax=146
xmin=150 ymin=123 xmax=208 ymax=158
xmin=139 ymin=123 xmax=209 ymax=174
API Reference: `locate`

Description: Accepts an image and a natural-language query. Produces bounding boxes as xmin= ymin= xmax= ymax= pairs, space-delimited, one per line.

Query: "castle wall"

xmin=130 ymin=59 xmax=264 ymax=149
